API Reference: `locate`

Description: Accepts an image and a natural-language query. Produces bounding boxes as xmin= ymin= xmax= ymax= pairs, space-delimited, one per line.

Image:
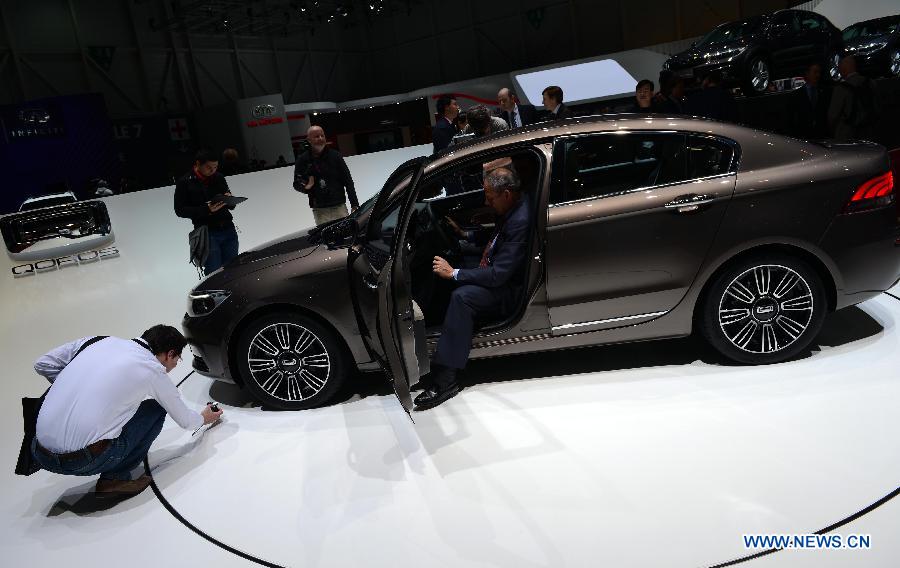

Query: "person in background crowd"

xmin=432 ymin=95 xmax=461 ymax=153
xmin=788 ymin=62 xmax=831 ymax=139
xmin=496 ymin=87 xmax=537 ymax=129
xmin=218 ymin=148 xmax=247 ymax=176
xmin=828 ymin=55 xmax=879 ymax=142
xmin=657 ymin=74 xmax=687 ymax=114
xmin=459 ymin=104 xmax=508 ymax=139
xmin=275 ymin=155 xmax=288 ymax=167
xmin=455 ymin=111 xmax=468 ymax=133
xmin=31 ymin=325 xmax=222 ymax=498
xmin=625 ymin=79 xmax=656 ymax=113
xmin=293 ymin=125 xmax=359 ymax=226
xmin=685 ymin=71 xmax=738 ymax=121
xmin=174 ymin=149 xmax=239 ymax=274
xmin=541 ymin=85 xmax=572 ymax=119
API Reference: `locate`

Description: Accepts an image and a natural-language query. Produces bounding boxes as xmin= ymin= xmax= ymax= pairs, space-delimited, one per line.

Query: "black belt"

xmin=37 ymin=439 xmax=111 ymax=462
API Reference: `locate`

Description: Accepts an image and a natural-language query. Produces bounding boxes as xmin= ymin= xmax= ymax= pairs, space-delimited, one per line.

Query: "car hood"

xmin=670 ymin=39 xmax=748 ymax=64
xmin=206 ymin=228 xmax=321 ymax=284
xmin=844 ymin=34 xmax=891 ymax=50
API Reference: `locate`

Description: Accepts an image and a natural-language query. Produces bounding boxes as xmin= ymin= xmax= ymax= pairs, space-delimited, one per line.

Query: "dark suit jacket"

xmin=456 ymin=195 xmax=531 ymax=292
xmin=788 ymin=84 xmax=831 ymax=139
xmin=496 ymin=104 xmax=538 ymax=128
xmin=684 ymin=87 xmax=738 ymax=122
xmin=554 ymin=103 xmax=573 ymax=119
xmin=432 ymin=117 xmax=457 ymax=153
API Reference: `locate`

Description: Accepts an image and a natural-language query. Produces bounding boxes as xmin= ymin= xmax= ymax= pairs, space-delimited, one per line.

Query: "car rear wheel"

xmin=700 ymin=254 xmax=827 ymax=365
xmin=742 ymin=56 xmax=770 ymax=96
xmin=235 ymin=312 xmax=346 ymax=410
xmin=889 ymin=49 xmax=900 ymax=77
xmin=827 ymin=50 xmax=841 ymax=82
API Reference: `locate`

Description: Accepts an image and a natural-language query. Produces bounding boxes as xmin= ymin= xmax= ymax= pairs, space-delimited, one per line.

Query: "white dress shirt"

xmin=35 ymin=336 xmax=203 ymax=452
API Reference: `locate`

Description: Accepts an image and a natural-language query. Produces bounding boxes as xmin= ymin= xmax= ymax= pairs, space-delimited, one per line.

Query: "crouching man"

xmin=31 ymin=325 xmax=223 ymax=498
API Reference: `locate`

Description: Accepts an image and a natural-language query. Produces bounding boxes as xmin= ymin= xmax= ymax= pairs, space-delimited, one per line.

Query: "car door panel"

xmin=544 ymin=133 xmax=737 ymax=336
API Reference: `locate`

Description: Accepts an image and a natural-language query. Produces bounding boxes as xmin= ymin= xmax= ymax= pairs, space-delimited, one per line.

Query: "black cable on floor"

xmin=145 ymin=370 xmax=288 ymax=568
xmin=143 ymin=456 xmax=287 ymax=568
xmin=706 ymin=486 xmax=900 ymax=567
xmin=176 ymin=370 xmax=195 ymax=389
xmin=885 ymin=291 xmax=900 ymax=302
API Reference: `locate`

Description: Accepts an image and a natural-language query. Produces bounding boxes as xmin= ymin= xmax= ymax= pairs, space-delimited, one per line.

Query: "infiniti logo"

xmin=756 ymin=306 xmax=775 ymax=314
xmin=282 ymin=358 xmax=297 ymax=366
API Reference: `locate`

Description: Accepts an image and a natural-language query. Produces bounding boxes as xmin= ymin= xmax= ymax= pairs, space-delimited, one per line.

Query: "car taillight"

xmin=844 ymin=171 xmax=894 ymax=213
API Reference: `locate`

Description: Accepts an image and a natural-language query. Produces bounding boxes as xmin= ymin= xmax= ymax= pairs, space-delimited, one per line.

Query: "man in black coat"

xmin=684 ymin=71 xmax=738 ymax=122
xmin=541 ymin=85 xmax=573 ymax=119
xmin=432 ymin=95 xmax=460 ymax=153
xmin=293 ymin=126 xmax=359 ymax=226
xmin=496 ymin=87 xmax=537 ymax=129
xmin=174 ymin=149 xmax=239 ymax=274
xmin=788 ymin=63 xmax=831 ymax=139
xmin=416 ymin=165 xmax=532 ymax=410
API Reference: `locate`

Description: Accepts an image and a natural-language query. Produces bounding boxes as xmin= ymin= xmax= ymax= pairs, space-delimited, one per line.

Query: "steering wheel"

xmin=435 ymin=216 xmax=463 ymax=259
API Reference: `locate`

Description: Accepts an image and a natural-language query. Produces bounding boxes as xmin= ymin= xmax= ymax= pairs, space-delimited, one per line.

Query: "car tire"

xmin=827 ymin=50 xmax=842 ymax=82
xmin=235 ymin=312 xmax=347 ymax=410
xmin=742 ymin=55 xmax=771 ymax=96
xmin=699 ymin=254 xmax=827 ymax=365
xmin=889 ymin=48 xmax=900 ymax=77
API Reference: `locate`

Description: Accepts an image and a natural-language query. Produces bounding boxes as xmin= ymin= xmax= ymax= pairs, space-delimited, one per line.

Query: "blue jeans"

xmin=204 ymin=226 xmax=239 ymax=275
xmin=32 ymin=400 xmax=167 ymax=481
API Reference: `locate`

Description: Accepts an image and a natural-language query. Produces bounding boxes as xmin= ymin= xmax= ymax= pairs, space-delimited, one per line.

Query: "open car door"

xmin=348 ymin=158 xmax=428 ymax=414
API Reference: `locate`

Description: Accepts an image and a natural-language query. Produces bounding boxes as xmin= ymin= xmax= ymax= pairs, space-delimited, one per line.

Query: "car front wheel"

xmin=742 ymin=56 xmax=770 ymax=96
xmin=235 ymin=312 xmax=346 ymax=410
xmin=700 ymin=255 xmax=827 ymax=365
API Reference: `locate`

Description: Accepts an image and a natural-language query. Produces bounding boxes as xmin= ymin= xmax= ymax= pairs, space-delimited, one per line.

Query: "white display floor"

xmin=5 ymin=290 xmax=899 ymax=568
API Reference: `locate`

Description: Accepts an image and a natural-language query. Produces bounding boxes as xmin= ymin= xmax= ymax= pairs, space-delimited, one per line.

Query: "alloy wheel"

xmin=246 ymin=322 xmax=331 ymax=402
xmin=750 ymin=59 xmax=770 ymax=92
xmin=829 ymin=52 xmax=841 ymax=81
xmin=718 ymin=264 xmax=814 ymax=354
xmin=891 ymin=50 xmax=900 ymax=76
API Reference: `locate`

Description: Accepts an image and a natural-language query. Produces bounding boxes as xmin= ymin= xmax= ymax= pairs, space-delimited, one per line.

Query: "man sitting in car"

xmin=418 ymin=162 xmax=532 ymax=410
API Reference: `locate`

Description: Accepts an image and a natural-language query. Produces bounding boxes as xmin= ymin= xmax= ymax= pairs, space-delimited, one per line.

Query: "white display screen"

xmin=515 ymin=59 xmax=638 ymax=106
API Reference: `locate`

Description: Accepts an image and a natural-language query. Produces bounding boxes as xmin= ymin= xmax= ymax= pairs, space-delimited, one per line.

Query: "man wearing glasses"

xmin=31 ymin=325 xmax=223 ymax=498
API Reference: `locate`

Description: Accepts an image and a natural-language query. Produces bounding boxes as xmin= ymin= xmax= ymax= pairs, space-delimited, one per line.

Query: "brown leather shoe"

xmin=95 ymin=475 xmax=152 ymax=497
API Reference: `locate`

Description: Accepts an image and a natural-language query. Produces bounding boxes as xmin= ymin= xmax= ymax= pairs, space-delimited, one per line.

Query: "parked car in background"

xmin=842 ymin=15 xmax=900 ymax=78
xmin=665 ymin=9 xmax=844 ymax=95
xmin=183 ymin=115 xmax=899 ymax=412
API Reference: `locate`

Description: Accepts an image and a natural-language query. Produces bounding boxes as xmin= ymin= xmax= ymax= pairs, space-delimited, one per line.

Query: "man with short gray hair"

xmin=417 ymin=163 xmax=532 ymax=409
xmin=293 ymin=125 xmax=359 ymax=225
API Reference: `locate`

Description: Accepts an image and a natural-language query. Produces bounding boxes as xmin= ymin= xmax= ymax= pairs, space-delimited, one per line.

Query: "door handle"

xmin=664 ymin=194 xmax=714 ymax=213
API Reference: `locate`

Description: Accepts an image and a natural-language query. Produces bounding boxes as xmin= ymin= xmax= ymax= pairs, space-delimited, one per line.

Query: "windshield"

xmin=697 ymin=17 xmax=763 ymax=46
xmin=843 ymin=17 xmax=899 ymax=41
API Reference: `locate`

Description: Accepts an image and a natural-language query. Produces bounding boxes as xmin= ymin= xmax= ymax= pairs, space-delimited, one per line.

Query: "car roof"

xmin=427 ymin=114 xmax=739 ymax=171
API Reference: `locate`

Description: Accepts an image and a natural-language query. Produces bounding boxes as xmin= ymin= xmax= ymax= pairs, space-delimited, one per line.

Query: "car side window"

xmin=686 ymin=136 xmax=735 ymax=179
xmin=555 ymin=133 xmax=687 ymax=203
xmin=799 ymin=14 xmax=820 ymax=31
xmin=773 ymin=12 xmax=799 ymax=33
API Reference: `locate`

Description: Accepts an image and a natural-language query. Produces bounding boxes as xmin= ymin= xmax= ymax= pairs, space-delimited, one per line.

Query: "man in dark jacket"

xmin=541 ymin=85 xmax=573 ymax=119
xmin=416 ymin=166 xmax=532 ymax=410
xmin=174 ymin=149 xmax=239 ymax=275
xmin=788 ymin=62 xmax=831 ymax=139
xmin=293 ymin=126 xmax=359 ymax=226
xmin=496 ymin=88 xmax=537 ymax=128
xmin=432 ymin=95 xmax=460 ymax=153
xmin=685 ymin=71 xmax=738 ymax=122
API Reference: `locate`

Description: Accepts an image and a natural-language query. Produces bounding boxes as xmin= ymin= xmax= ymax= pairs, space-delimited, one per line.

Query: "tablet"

xmin=211 ymin=195 xmax=247 ymax=206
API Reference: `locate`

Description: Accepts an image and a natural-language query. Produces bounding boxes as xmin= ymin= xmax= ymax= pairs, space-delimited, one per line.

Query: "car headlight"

xmin=187 ymin=290 xmax=231 ymax=317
